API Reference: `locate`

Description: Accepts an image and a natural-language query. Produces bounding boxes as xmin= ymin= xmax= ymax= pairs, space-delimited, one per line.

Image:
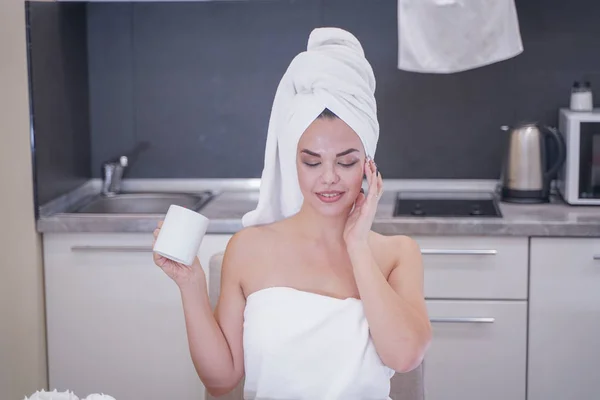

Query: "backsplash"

xmin=86 ymin=0 xmax=600 ymax=180
xmin=27 ymin=0 xmax=600 ymax=200
xmin=27 ymin=2 xmax=91 ymax=206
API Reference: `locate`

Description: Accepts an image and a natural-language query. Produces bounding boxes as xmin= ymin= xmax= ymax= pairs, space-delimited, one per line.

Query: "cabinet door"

xmin=424 ymin=300 xmax=527 ymax=400
xmin=44 ymin=233 xmax=225 ymax=400
xmin=528 ymin=238 xmax=600 ymax=400
xmin=414 ymin=236 xmax=528 ymax=300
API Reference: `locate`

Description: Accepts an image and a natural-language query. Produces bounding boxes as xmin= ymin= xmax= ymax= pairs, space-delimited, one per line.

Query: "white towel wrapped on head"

xmin=242 ymin=27 xmax=379 ymax=227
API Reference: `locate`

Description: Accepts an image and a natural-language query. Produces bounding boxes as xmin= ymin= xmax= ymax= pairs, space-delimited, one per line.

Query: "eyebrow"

xmin=300 ymin=148 xmax=359 ymax=157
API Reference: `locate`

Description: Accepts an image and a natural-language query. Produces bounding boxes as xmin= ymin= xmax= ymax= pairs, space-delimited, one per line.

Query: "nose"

xmin=320 ymin=163 xmax=340 ymax=185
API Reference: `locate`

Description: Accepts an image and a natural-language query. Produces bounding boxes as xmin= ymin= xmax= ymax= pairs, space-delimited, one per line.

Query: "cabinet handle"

xmin=430 ymin=317 xmax=495 ymax=324
xmin=593 ymin=255 xmax=600 ymax=260
xmin=421 ymin=249 xmax=497 ymax=256
xmin=71 ymin=246 xmax=154 ymax=253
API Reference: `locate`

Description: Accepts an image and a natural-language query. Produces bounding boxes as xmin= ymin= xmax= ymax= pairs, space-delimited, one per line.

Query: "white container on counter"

xmin=570 ymin=81 xmax=593 ymax=111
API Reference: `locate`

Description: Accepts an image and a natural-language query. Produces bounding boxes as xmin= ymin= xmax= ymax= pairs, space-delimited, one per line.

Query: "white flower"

xmin=24 ymin=389 xmax=79 ymax=400
xmin=82 ymin=395 xmax=116 ymax=400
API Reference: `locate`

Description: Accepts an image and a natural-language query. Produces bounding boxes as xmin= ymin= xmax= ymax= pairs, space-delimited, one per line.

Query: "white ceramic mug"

xmin=153 ymin=205 xmax=210 ymax=266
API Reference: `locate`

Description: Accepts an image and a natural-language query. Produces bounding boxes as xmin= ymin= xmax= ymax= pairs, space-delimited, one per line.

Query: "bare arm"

xmin=154 ymin=226 xmax=247 ymax=397
xmin=348 ymin=235 xmax=431 ymax=373
xmin=179 ymin=243 xmax=246 ymax=396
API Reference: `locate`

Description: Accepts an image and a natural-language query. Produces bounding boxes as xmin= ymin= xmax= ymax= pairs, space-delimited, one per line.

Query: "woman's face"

xmin=296 ymin=116 xmax=366 ymax=217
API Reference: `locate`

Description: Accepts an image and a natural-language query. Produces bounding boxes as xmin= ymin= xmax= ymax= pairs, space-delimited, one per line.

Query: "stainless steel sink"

xmin=72 ymin=192 xmax=213 ymax=214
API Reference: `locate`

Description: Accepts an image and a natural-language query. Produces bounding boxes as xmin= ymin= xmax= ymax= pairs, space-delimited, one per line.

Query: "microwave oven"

xmin=557 ymin=108 xmax=600 ymax=205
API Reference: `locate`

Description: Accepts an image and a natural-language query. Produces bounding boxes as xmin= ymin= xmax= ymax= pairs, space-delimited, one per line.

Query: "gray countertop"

xmin=36 ymin=179 xmax=600 ymax=237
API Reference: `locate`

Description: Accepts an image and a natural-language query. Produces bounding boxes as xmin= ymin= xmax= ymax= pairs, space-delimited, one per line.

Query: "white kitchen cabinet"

xmin=528 ymin=238 xmax=600 ymax=400
xmin=414 ymin=236 xmax=528 ymax=400
xmin=43 ymin=233 xmax=232 ymax=400
xmin=414 ymin=236 xmax=528 ymax=300
xmin=424 ymin=300 xmax=527 ymax=400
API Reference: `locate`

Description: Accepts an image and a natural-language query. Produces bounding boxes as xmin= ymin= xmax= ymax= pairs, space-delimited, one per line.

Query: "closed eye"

xmin=303 ymin=161 xmax=359 ymax=168
xmin=304 ymin=162 xmax=321 ymax=167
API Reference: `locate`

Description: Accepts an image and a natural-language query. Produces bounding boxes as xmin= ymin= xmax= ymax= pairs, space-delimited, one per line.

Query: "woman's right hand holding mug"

xmin=153 ymin=221 xmax=206 ymax=291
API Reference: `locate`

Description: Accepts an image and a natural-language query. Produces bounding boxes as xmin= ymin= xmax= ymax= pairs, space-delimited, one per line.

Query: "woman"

xmin=153 ymin=28 xmax=431 ymax=400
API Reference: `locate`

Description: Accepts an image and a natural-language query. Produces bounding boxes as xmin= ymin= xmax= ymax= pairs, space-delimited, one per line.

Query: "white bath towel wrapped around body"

xmin=242 ymin=287 xmax=395 ymax=399
xmin=242 ymin=27 xmax=379 ymax=227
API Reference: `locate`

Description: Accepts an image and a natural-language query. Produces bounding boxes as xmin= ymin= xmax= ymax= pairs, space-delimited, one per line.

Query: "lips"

xmin=316 ymin=191 xmax=345 ymax=203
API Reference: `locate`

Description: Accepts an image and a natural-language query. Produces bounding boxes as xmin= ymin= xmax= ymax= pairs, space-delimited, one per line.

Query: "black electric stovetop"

xmin=393 ymin=193 xmax=502 ymax=218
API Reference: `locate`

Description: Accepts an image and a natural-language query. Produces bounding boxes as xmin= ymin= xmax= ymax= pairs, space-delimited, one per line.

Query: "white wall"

xmin=0 ymin=1 xmax=48 ymax=398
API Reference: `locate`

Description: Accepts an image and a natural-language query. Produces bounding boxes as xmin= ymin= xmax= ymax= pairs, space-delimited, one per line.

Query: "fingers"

xmin=154 ymin=220 xmax=164 ymax=236
xmin=153 ymin=219 xmax=164 ymax=241
xmin=355 ymin=190 xmax=367 ymax=208
xmin=153 ymin=251 xmax=166 ymax=267
xmin=153 ymin=221 xmax=163 ymax=266
xmin=364 ymin=158 xmax=375 ymax=191
xmin=368 ymin=158 xmax=383 ymax=200
xmin=367 ymin=159 xmax=378 ymax=202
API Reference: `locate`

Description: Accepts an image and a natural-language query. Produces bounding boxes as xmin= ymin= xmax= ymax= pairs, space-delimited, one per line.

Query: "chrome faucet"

xmin=100 ymin=141 xmax=150 ymax=196
xmin=102 ymin=156 xmax=129 ymax=196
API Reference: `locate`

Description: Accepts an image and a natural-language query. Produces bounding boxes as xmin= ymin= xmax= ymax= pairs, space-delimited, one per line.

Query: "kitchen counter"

xmin=36 ymin=179 xmax=600 ymax=237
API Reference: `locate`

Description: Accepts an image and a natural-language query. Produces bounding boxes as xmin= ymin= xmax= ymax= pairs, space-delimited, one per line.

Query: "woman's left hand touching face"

xmin=343 ymin=158 xmax=383 ymax=246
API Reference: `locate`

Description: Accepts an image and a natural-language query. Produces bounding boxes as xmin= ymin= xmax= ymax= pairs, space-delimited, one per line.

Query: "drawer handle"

xmin=421 ymin=249 xmax=497 ymax=256
xmin=71 ymin=246 xmax=154 ymax=253
xmin=430 ymin=317 xmax=495 ymax=324
xmin=594 ymin=255 xmax=600 ymax=260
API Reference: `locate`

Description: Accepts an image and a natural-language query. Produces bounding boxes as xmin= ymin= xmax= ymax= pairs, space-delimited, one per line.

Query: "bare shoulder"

xmin=393 ymin=235 xmax=422 ymax=258
xmin=368 ymin=232 xmax=422 ymax=274
xmin=228 ymin=221 xmax=285 ymax=249
xmin=223 ymin=226 xmax=267 ymax=266
xmin=221 ymin=223 xmax=280 ymax=284
xmin=368 ymin=231 xmax=420 ymax=254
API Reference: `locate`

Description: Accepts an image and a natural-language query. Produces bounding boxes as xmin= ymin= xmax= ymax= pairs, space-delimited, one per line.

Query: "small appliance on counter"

xmin=557 ymin=108 xmax=600 ymax=205
xmin=500 ymin=122 xmax=566 ymax=203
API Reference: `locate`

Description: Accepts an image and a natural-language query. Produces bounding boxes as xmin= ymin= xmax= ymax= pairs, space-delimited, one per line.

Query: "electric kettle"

xmin=500 ymin=123 xmax=566 ymax=203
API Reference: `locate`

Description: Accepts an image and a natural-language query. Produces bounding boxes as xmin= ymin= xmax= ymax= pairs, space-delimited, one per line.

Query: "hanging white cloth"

xmin=398 ymin=0 xmax=523 ymax=73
